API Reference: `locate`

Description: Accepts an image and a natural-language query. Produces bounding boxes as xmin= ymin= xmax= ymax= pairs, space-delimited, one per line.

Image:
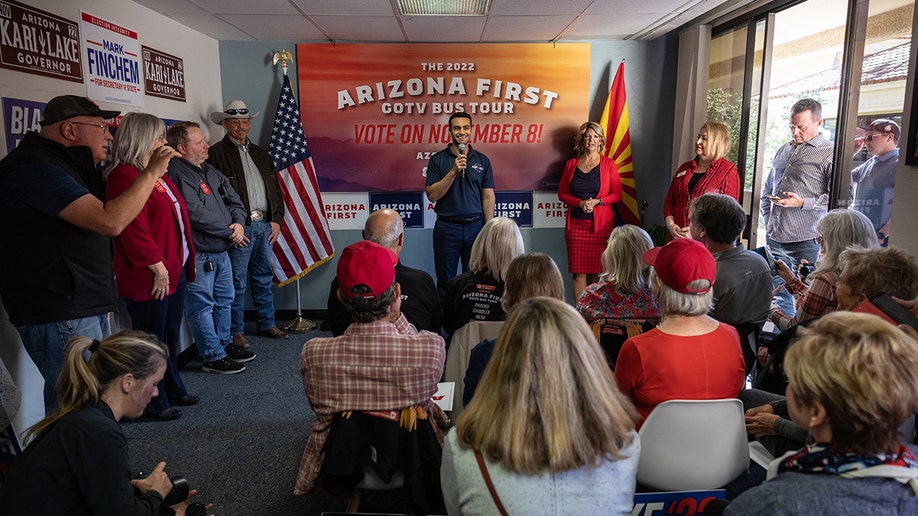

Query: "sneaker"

xmin=202 ymin=356 xmax=246 ymax=374
xmin=225 ymin=344 xmax=256 ymax=363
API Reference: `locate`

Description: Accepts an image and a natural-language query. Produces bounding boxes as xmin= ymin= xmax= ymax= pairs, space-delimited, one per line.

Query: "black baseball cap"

xmin=40 ymin=95 xmax=120 ymax=126
xmin=859 ymin=119 xmax=900 ymax=139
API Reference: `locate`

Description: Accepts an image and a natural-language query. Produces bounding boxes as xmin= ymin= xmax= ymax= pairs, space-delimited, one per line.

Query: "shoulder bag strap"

xmin=474 ymin=449 xmax=509 ymax=516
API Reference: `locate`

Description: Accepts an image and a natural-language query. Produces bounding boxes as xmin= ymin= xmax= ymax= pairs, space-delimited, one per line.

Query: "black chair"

xmin=319 ymin=408 xmax=443 ymax=514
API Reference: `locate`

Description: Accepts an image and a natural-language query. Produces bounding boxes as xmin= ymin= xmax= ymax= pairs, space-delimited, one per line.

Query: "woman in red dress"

xmin=558 ymin=121 xmax=622 ymax=301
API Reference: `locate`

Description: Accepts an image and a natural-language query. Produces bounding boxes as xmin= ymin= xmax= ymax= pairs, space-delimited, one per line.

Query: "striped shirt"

xmin=760 ymin=133 xmax=834 ymax=243
xmin=294 ymin=314 xmax=447 ymax=494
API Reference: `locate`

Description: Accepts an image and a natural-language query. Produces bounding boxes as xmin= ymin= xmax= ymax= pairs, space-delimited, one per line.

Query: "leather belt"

xmin=438 ymin=215 xmax=482 ymax=225
xmin=250 ymin=210 xmax=265 ymax=221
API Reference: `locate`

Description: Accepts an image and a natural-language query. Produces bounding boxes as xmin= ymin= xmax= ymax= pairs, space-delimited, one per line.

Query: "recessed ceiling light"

xmin=396 ymin=0 xmax=491 ymax=16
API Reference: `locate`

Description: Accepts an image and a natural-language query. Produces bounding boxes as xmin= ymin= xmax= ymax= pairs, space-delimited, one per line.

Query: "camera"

xmin=164 ymin=476 xmax=190 ymax=505
xmin=799 ymin=264 xmax=816 ymax=281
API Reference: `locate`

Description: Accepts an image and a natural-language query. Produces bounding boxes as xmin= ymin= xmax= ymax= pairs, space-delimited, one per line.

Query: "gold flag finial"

xmin=273 ymin=49 xmax=294 ymax=75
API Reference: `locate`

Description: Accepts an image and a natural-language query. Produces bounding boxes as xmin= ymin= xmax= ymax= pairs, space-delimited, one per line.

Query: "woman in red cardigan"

xmin=105 ymin=112 xmax=195 ymax=421
xmin=558 ymin=121 xmax=623 ymax=301
xmin=663 ymin=122 xmax=740 ymax=239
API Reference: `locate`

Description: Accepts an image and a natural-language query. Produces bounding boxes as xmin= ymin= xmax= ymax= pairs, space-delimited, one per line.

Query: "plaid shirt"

xmin=294 ymin=314 xmax=446 ymax=494
xmin=770 ymin=270 xmax=839 ymax=331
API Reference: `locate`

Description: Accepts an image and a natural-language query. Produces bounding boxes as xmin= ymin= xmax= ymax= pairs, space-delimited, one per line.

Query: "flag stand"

xmin=284 ymin=279 xmax=315 ymax=333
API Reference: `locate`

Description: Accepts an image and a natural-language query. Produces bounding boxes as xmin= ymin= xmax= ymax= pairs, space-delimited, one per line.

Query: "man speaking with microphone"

xmin=425 ymin=112 xmax=495 ymax=300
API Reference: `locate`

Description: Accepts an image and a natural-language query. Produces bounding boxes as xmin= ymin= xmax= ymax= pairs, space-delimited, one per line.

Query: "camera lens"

xmin=164 ymin=476 xmax=190 ymax=505
xmin=186 ymin=502 xmax=207 ymax=516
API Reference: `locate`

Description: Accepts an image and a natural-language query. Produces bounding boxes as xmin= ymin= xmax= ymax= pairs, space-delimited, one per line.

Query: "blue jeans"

xmin=184 ymin=251 xmax=233 ymax=362
xmin=767 ymin=237 xmax=820 ymax=319
xmin=126 ymin=277 xmax=189 ymax=414
xmin=17 ymin=314 xmax=111 ymax=410
xmin=433 ymin=218 xmax=484 ymax=299
xmin=228 ymin=220 xmax=276 ymax=334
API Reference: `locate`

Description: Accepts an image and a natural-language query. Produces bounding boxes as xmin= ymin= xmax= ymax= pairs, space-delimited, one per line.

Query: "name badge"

xmin=199 ymin=180 xmax=212 ymax=195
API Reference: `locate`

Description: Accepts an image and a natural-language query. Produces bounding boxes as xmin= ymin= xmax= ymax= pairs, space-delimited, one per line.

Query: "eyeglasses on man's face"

xmin=225 ymin=108 xmax=248 ymax=115
xmin=865 ymin=133 xmax=889 ymax=142
xmin=70 ymin=121 xmax=108 ymax=132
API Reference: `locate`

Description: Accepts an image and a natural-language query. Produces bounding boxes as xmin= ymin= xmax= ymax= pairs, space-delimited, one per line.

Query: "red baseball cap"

xmin=643 ymin=239 xmax=715 ymax=295
xmin=337 ymin=241 xmax=398 ymax=299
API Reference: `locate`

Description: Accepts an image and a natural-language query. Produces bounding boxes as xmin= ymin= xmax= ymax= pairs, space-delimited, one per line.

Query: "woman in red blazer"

xmin=105 ymin=113 xmax=195 ymax=421
xmin=663 ymin=122 xmax=740 ymax=239
xmin=558 ymin=121 xmax=622 ymax=302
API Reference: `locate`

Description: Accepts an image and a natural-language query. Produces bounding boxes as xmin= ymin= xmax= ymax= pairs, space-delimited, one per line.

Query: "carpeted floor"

xmin=123 ymin=327 xmax=413 ymax=515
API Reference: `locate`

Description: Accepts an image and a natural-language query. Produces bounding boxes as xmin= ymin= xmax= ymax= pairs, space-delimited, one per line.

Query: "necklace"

xmin=579 ymin=153 xmax=600 ymax=171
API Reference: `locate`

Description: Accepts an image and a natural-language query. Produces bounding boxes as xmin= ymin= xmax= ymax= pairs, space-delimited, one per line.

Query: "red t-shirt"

xmin=614 ymin=322 xmax=746 ymax=428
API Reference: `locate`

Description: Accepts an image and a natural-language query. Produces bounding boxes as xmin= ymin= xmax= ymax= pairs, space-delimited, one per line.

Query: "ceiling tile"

xmin=289 ymin=0 xmax=395 ymax=16
xmin=133 ymin=0 xmax=207 ymax=14
xmin=401 ymin=16 xmax=487 ymax=42
xmin=310 ymin=16 xmax=407 ymax=42
xmin=481 ymin=15 xmax=578 ymax=41
xmin=220 ymin=14 xmax=328 ymax=41
xmin=194 ymin=0 xmax=300 ymax=15
xmin=489 ymin=0 xmax=593 ymax=16
xmin=166 ymin=13 xmax=255 ymax=40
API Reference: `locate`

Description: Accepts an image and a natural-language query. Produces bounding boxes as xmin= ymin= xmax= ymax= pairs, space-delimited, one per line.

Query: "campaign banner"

xmin=632 ymin=490 xmax=725 ymax=516
xmin=80 ymin=12 xmax=142 ymax=107
xmin=3 ymin=97 xmax=44 ymax=151
xmin=0 ymin=0 xmax=82 ymax=83
xmin=323 ymin=191 xmax=368 ymax=230
xmin=369 ymin=191 xmax=425 ymax=228
xmin=532 ymin=191 xmax=567 ymax=228
xmin=493 ymin=191 xmax=533 ymax=227
xmin=142 ymin=45 xmax=185 ymax=102
xmin=297 ymin=43 xmax=589 ymax=193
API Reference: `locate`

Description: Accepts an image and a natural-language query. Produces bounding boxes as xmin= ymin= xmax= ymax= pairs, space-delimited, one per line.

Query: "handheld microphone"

xmin=457 ymin=143 xmax=466 ymax=177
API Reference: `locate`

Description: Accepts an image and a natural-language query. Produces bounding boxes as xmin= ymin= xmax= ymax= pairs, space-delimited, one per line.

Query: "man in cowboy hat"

xmin=207 ymin=100 xmax=288 ymax=346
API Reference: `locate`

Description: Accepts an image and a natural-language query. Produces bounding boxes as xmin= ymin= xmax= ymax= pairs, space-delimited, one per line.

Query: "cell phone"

xmin=204 ymin=260 xmax=215 ymax=273
xmin=851 ymin=293 xmax=918 ymax=332
xmin=763 ymin=193 xmax=783 ymax=201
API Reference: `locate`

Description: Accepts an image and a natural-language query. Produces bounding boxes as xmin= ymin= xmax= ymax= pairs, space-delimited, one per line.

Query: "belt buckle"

xmin=250 ymin=210 xmax=264 ymax=221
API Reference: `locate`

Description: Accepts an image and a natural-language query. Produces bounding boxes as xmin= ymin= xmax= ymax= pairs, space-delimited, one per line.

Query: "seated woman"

xmin=743 ymin=245 xmax=918 ymax=457
xmin=442 ymin=217 xmax=524 ymax=337
xmin=614 ymin=238 xmax=745 ymax=428
xmin=0 ymin=331 xmax=207 ymax=515
xmin=727 ymin=312 xmax=918 ymax=514
xmin=770 ymin=208 xmax=878 ymax=331
xmin=442 ymin=297 xmax=639 ymax=514
xmin=576 ymin=224 xmax=660 ymax=325
xmin=463 ymin=252 xmax=565 ymax=404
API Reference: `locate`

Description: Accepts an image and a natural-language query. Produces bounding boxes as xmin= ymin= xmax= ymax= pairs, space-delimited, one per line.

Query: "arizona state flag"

xmin=599 ymin=61 xmax=640 ymax=225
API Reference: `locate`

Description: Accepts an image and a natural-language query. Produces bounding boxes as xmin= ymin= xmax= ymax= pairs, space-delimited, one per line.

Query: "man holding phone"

xmin=760 ymin=98 xmax=833 ymax=316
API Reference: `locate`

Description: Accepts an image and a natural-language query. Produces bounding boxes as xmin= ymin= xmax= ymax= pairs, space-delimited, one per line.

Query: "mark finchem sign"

xmin=0 ymin=0 xmax=82 ymax=82
xmin=80 ymin=11 xmax=143 ymax=107
xmin=142 ymin=45 xmax=185 ymax=102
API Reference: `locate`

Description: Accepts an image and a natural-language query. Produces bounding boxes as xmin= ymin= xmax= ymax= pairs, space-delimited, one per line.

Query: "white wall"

xmin=0 ymin=0 xmax=224 ymax=438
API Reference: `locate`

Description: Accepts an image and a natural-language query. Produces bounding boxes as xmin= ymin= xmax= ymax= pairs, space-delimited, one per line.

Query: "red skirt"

xmin=565 ymin=216 xmax=611 ymax=274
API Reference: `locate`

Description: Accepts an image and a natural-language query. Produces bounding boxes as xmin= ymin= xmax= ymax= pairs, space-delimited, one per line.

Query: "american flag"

xmin=268 ymin=74 xmax=334 ymax=286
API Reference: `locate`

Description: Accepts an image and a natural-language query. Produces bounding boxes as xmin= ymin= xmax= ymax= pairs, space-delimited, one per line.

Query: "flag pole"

xmin=273 ymin=48 xmax=316 ymax=334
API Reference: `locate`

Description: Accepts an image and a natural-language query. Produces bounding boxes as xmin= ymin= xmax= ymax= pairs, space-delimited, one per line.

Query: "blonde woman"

xmin=577 ymin=224 xmax=660 ymax=325
xmin=442 ymin=297 xmax=639 ymax=514
xmin=727 ymin=312 xmax=918 ymax=514
xmin=558 ymin=121 xmax=623 ymax=301
xmin=663 ymin=122 xmax=739 ymax=239
xmin=442 ymin=217 xmax=524 ymax=335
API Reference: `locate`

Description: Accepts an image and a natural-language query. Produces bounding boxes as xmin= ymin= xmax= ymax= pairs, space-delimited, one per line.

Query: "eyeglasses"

xmin=865 ymin=133 xmax=889 ymax=142
xmin=70 ymin=121 xmax=108 ymax=132
xmin=224 ymin=108 xmax=248 ymax=115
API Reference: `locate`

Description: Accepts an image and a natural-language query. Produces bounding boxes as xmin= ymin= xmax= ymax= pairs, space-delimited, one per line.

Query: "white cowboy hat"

xmin=210 ymin=100 xmax=259 ymax=123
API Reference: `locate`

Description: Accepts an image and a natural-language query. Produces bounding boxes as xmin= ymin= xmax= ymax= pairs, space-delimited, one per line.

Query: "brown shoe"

xmin=261 ymin=327 xmax=288 ymax=340
xmin=233 ymin=333 xmax=250 ymax=348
